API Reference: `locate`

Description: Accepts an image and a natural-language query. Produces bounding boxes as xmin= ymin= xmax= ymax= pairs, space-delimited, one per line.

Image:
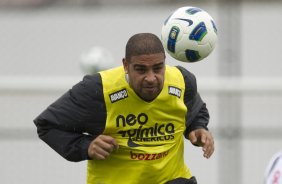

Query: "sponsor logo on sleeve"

xmin=168 ymin=86 xmax=182 ymax=98
xmin=109 ymin=89 xmax=128 ymax=103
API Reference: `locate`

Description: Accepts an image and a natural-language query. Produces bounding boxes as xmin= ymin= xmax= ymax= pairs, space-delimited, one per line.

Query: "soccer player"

xmin=265 ymin=150 xmax=282 ymax=184
xmin=34 ymin=33 xmax=214 ymax=184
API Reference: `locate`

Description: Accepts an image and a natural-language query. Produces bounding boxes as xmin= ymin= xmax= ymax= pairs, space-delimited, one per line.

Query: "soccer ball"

xmin=161 ymin=6 xmax=218 ymax=63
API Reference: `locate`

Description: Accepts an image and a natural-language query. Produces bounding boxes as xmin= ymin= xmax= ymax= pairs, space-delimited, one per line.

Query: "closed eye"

xmin=134 ymin=67 xmax=146 ymax=74
xmin=153 ymin=63 xmax=164 ymax=73
xmin=153 ymin=67 xmax=162 ymax=73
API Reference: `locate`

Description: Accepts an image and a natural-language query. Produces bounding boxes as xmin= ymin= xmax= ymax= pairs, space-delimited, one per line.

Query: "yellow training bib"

xmin=87 ymin=66 xmax=192 ymax=184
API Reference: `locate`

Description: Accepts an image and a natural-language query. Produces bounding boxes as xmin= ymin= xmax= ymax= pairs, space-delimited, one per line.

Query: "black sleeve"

xmin=33 ymin=74 xmax=106 ymax=162
xmin=176 ymin=66 xmax=210 ymax=139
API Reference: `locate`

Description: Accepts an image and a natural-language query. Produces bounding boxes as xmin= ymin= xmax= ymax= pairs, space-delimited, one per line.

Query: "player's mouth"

xmin=143 ymin=86 xmax=157 ymax=93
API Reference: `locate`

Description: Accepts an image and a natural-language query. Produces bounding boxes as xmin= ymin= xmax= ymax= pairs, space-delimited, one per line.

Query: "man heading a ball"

xmin=34 ymin=33 xmax=214 ymax=184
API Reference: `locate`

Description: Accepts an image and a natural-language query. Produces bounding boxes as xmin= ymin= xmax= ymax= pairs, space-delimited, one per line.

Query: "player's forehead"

xmin=130 ymin=53 xmax=165 ymax=67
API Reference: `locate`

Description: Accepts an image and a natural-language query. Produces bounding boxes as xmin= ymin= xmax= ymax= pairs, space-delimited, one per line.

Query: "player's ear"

xmin=122 ymin=58 xmax=128 ymax=74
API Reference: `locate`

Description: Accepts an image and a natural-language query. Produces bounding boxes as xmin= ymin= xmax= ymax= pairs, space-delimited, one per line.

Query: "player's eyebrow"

xmin=153 ymin=62 xmax=165 ymax=68
xmin=133 ymin=62 xmax=164 ymax=68
xmin=133 ymin=64 xmax=146 ymax=68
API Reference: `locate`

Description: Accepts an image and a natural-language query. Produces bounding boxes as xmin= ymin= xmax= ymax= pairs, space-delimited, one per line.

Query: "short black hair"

xmin=125 ymin=33 xmax=165 ymax=62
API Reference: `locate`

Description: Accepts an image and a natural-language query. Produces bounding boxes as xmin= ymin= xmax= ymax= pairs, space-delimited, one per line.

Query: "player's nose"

xmin=145 ymin=70 xmax=156 ymax=83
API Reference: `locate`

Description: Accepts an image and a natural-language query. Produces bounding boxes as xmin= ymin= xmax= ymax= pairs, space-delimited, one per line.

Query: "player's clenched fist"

xmin=88 ymin=135 xmax=119 ymax=160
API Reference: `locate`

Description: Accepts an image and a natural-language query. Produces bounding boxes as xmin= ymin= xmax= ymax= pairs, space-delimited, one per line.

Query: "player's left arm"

xmin=176 ymin=65 xmax=214 ymax=158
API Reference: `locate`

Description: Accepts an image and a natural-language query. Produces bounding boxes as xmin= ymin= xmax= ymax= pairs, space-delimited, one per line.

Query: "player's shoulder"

xmin=71 ymin=73 xmax=103 ymax=99
xmin=269 ymin=151 xmax=282 ymax=165
xmin=264 ymin=150 xmax=282 ymax=183
xmin=175 ymin=65 xmax=196 ymax=79
xmin=271 ymin=150 xmax=282 ymax=166
xmin=82 ymin=73 xmax=102 ymax=85
xmin=174 ymin=65 xmax=197 ymax=88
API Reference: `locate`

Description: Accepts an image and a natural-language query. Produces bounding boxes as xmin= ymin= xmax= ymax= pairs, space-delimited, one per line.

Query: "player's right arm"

xmin=34 ymin=74 xmax=107 ymax=162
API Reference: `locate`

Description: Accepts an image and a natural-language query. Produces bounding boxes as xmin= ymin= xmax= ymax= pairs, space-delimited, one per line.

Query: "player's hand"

xmin=88 ymin=135 xmax=119 ymax=160
xmin=188 ymin=128 xmax=214 ymax=159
